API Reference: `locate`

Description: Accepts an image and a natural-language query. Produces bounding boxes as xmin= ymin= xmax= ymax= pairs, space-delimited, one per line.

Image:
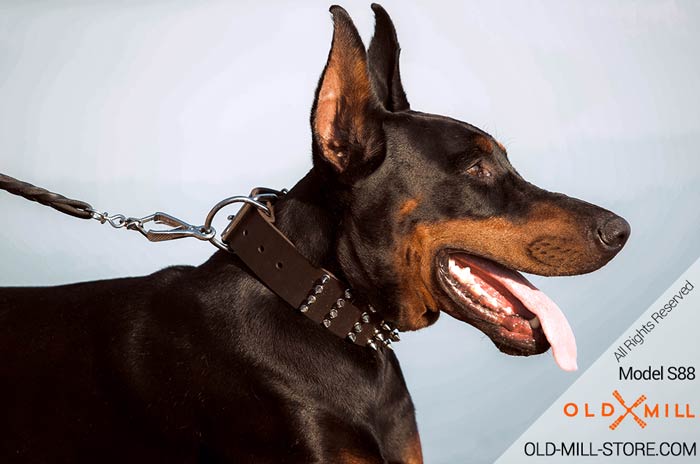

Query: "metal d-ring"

xmin=203 ymin=189 xmax=285 ymax=252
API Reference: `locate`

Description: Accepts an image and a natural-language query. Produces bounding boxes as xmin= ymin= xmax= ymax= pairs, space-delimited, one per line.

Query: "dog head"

xmin=309 ymin=4 xmax=630 ymax=370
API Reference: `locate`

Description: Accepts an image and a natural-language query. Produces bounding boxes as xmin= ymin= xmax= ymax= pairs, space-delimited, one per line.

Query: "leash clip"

xmin=86 ymin=187 xmax=286 ymax=248
xmin=128 ymin=212 xmax=216 ymax=243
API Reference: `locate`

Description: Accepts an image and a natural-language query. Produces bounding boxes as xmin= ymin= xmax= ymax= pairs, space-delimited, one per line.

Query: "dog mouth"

xmin=436 ymin=250 xmax=577 ymax=371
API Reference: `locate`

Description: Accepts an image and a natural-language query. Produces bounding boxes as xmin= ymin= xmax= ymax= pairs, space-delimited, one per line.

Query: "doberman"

xmin=0 ymin=4 xmax=630 ymax=463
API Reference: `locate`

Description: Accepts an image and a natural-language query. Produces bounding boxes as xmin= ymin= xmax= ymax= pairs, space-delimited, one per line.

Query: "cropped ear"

xmin=311 ymin=5 xmax=385 ymax=178
xmin=368 ymin=4 xmax=410 ymax=112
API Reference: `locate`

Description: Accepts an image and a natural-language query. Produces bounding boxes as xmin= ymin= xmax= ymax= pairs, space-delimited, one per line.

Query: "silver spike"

xmin=368 ymin=304 xmax=377 ymax=313
xmin=390 ymin=330 xmax=401 ymax=342
xmin=321 ymin=274 xmax=330 ymax=284
xmin=353 ymin=322 xmax=362 ymax=333
xmin=313 ymin=285 xmax=324 ymax=295
xmin=322 ymin=318 xmax=331 ymax=328
xmin=329 ymin=308 xmax=338 ymax=319
xmin=367 ymin=340 xmax=378 ymax=351
xmin=307 ymin=295 xmax=316 ymax=305
xmin=361 ymin=312 xmax=370 ymax=323
xmin=335 ymin=298 xmax=345 ymax=308
xmin=375 ymin=332 xmax=386 ymax=342
xmin=383 ymin=339 xmax=394 ymax=350
xmin=344 ymin=289 xmax=352 ymax=300
xmin=347 ymin=332 xmax=357 ymax=343
xmin=299 ymin=304 xmax=309 ymax=313
xmin=380 ymin=322 xmax=392 ymax=331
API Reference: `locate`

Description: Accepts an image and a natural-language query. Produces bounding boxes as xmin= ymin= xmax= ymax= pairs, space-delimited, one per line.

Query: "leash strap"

xmin=222 ymin=191 xmax=399 ymax=350
xmin=0 ymin=173 xmax=93 ymax=219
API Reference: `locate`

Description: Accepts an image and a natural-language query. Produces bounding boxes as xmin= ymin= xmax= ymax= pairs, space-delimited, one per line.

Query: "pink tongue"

xmin=469 ymin=256 xmax=578 ymax=371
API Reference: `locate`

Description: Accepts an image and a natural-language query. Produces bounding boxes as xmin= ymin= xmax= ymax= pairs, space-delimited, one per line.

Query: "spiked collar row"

xmin=221 ymin=189 xmax=399 ymax=351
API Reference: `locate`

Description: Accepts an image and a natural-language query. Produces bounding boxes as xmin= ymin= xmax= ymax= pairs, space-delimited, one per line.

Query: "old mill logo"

xmin=563 ymin=390 xmax=696 ymax=430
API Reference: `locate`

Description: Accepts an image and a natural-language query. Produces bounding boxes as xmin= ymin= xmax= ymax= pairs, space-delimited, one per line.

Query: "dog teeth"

xmin=529 ymin=317 xmax=541 ymax=329
xmin=449 ymin=259 xmax=473 ymax=280
xmin=452 ymin=269 xmax=475 ymax=286
xmin=447 ymin=261 xmax=518 ymax=316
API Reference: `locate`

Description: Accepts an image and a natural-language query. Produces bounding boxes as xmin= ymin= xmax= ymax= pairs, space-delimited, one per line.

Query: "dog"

xmin=0 ymin=4 xmax=629 ymax=463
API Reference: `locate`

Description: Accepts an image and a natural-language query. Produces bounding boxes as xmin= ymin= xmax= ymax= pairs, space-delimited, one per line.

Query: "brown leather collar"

xmin=221 ymin=190 xmax=399 ymax=351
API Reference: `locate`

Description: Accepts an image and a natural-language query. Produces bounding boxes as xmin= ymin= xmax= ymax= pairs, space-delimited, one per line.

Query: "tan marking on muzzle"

xmin=393 ymin=202 xmax=607 ymax=330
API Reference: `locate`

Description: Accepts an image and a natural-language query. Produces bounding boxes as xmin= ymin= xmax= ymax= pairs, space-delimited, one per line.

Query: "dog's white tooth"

xmin=457 ymin=269 xmax=475 ymax=285
xmin=529 ymin=317 xmax=541 ymax=329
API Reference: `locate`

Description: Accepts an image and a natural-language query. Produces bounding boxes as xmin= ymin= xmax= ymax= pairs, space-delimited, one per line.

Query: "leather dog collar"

xmin=221 ymin=190 xmax=399 ymax=351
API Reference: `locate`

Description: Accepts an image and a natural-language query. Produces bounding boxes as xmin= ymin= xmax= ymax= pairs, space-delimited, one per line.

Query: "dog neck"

xmin=200 ymin=170 xmax=398 ymax=350
xmin=272 ymin=169 xmax=344 ymax=278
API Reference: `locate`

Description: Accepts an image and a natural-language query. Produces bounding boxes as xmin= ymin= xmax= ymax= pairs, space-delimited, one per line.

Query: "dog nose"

xmin=597 ymin=215 xmax=630 ymax=250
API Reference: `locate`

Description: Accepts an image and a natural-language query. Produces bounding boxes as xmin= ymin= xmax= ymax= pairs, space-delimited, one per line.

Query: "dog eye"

xmin=465 ymin=161 xmax=491 ymax=178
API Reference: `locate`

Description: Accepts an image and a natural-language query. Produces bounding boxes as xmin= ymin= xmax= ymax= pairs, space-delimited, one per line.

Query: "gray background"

xmin=1 ymin=1 xmax=699 ymax=462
